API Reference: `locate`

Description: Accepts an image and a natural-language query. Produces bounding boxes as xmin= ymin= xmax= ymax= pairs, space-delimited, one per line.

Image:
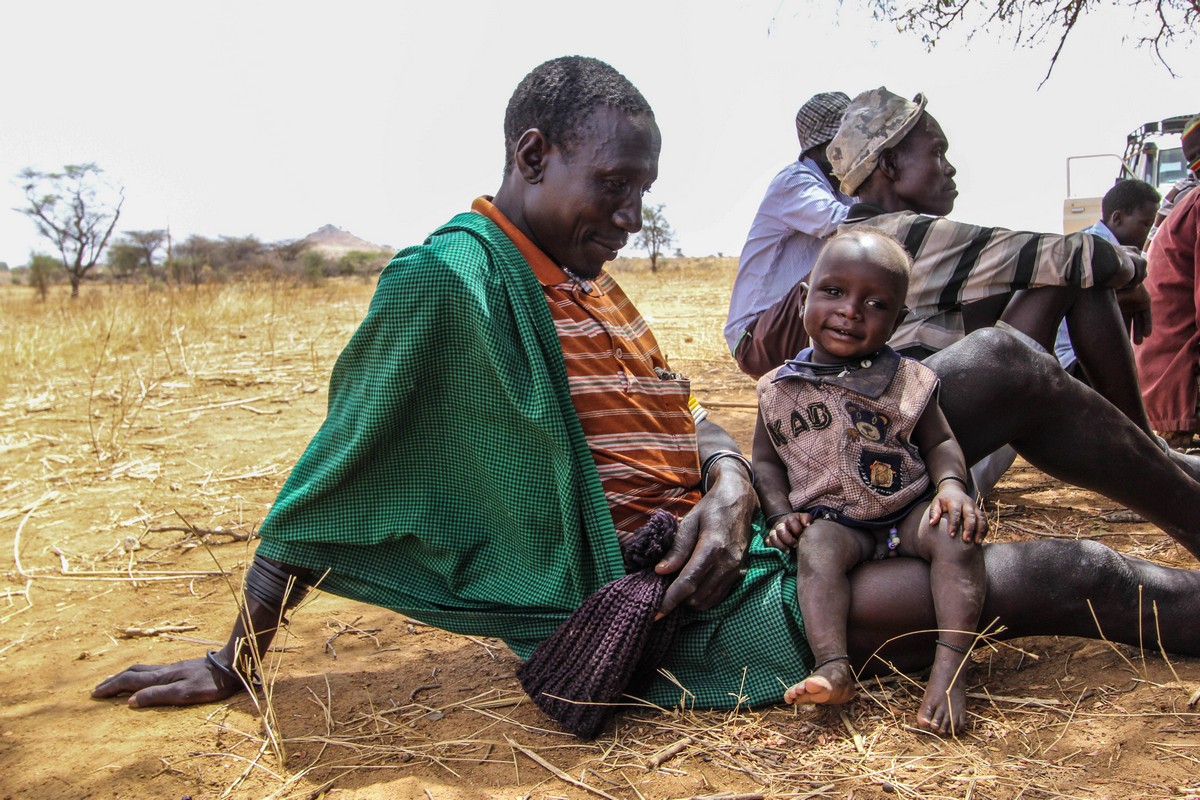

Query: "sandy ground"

xmin=3 ymin=263 xmax=1200 ymax=800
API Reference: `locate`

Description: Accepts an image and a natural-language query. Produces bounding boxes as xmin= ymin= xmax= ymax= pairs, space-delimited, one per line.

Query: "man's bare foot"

xmin=784 ymin=658 xmax=856 ymax=705
xmin=917 ymin=645 xmax=969 ymax=735
xmin=1165 ymin=443 xmax=1200 ymax=481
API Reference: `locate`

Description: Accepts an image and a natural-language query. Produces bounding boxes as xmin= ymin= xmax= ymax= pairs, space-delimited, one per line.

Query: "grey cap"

xmin=795 ymin=91 xmax=851 ymax=155
xmin=827 ymin=87 xmax=928 ymax=196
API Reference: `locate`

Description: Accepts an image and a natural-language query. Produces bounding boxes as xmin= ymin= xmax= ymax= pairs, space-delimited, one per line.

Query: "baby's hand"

xmin=764 ymin=512 xmax=810 ymax=551
xmin=929 ymin=481 xmax=988 ymax=544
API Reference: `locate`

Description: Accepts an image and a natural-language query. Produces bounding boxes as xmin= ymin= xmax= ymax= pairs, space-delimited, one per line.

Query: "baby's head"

xmin=801 ymin=228 xmax=912 ymax=363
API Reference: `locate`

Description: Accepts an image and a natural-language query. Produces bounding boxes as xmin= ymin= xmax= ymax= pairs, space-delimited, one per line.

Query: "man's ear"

xmin=514 ymin=129 xmax=550 ymax=184
xmin=1108 ymin=209 xmax=1125 ymax=229
xmin=891 ymin=307 xmax=909 ymax=336
xmin=798 ymin=282 xmax=810 ymax=314
xmin=877 ymin=148 xmax=902 ymax=182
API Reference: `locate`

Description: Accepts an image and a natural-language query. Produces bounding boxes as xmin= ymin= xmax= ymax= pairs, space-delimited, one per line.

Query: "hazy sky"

xmin=0 ymin=1 xmax=1195 ymax=268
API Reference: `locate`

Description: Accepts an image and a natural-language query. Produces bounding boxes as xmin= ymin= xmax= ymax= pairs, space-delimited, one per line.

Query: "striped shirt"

xmin=845 ymin=205 xmax=1135 ymax=353
xmin=473 ymin=197 xmax=704 ymax=540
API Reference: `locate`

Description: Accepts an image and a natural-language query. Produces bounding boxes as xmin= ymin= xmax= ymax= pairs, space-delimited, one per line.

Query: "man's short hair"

xmin=1101 ymin=179 xmax=1160 ymax=219
xmin=503 ymin=56 xmax=653 ymax=174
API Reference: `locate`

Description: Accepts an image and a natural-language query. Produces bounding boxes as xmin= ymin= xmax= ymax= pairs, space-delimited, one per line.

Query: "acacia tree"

xmin=636 ymin=203 xmax=675 ymax=273
xmin=122 ymin=229 xmax=166 ymax=281
xmin=17 ymin=163 xmax=124 ymax=297
xmin=106 ymin=242 xmax=143 ymax=282
xmin=866 ymin=0 xmax=1197 ymax=80
xmin=173 ymin=235 xmax=214 ymax=287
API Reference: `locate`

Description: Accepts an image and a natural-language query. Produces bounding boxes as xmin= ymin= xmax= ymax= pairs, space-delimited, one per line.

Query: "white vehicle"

xmin=1063 ymin=113 xmax=1196 ymax=234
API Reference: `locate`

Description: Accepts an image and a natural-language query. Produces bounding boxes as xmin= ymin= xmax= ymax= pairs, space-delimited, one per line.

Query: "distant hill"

xmin=300 ymin=224 xmax=390 ymax=256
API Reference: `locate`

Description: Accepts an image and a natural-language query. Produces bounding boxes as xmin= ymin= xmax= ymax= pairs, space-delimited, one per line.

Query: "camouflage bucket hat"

xmin=828 ymin=87 xmax=928 ymax=196
xmin=795 ymin=91 xmax=851 ymax=155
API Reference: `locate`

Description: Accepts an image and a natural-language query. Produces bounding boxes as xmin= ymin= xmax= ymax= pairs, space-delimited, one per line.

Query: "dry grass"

xmin=0 ymin=280 xmax=370 ymax=463
xmin=153 ymin=616 xmax=1200 ymax=800
xmin=4 ymin=263 xmax=1200 ymax=799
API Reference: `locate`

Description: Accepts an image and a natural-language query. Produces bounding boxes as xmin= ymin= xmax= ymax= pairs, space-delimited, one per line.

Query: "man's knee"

xmin=931 ymin=327 xmax=1066 ymax=400
xmin=1066 ymin=539 xmax=1136 ymax=592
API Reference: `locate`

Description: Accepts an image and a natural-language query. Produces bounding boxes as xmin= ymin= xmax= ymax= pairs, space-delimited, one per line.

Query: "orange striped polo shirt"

xmin=473 ymin=197 xmax=703 ymax=540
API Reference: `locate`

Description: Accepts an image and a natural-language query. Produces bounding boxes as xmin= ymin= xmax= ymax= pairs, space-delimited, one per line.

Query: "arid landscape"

xmin=3 ymin=259 xmax=1200 ymax=800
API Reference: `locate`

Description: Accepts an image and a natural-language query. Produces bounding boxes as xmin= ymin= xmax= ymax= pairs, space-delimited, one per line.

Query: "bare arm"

xmin=1116 ymin=284 xmax=1152 ymax=344
xmin=92 ymin=559 xmax=300 ymax=707
xmin=752 ymin=409 xmax=811 ymax=550
xmin=655 ymin=418 xmax=758 ymax=617
xmin=913 ymin=399 xmax=987 ymax=544
xmin=752 ymin=409 xmax=792 ymax=523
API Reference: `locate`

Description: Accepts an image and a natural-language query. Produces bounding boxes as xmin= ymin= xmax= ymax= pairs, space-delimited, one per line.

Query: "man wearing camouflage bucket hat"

xmin=827 ymin=88 xmax=927 ymax=198
xmin=725 ymin=91 xmax=856 ymax=378
xmin=827 ymin=87 xmax=1174 ymax=461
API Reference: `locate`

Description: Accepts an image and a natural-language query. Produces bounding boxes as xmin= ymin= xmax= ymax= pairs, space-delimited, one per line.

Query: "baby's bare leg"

xmin=788 ymin=520 xmax=875 ymax=705
xmin=897 ymin=505 xmax=986 ymax=735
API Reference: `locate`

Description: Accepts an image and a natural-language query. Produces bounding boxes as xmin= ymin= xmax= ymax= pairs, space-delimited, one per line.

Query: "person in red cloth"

xmin=1135 ymin=115 xmax=1200 ymax=448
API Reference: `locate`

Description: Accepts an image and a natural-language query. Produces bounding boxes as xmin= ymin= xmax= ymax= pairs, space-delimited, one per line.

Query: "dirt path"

xmin=2 ymin=267 xmax=1199 ymax=800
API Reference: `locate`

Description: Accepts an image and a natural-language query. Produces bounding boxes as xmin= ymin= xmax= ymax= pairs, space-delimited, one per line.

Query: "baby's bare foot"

xmin=917 ymin=642 xmax=970 ymax=735
xmin=784 ymin=657 xmax=855 ymax=705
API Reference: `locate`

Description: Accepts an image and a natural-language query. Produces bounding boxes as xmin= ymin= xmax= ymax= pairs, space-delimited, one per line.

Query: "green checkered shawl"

xmin=256 ymin=211 xmax=812 ymax=709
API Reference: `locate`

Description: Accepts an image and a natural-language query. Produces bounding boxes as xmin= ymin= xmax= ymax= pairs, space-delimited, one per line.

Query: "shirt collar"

xmin=800 ymin=155 xmax=832 ymax=188
xmin=772 ymin=345 xmax=902 ymax=399
xmin=471 ymin=196 xmax=578 ymax=288
xmin=1085 ymin=220 xmax=1118 ymax=245
xmin=845 ymin=202 xmax=891 ymax=224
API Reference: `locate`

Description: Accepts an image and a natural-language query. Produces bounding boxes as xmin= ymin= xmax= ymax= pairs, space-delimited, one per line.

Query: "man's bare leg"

xmin=962 ymin=288 xmax=1200 ymax=486
xmin=845 ymin=539 xmax=1200 ymax=677
xmin=926 ymin=328 xmax=1200 ymax=559
xmin=1062 ymin=289 xmax=1156 ymax=435
xmin=999 ymin=286 xmax=1154 ymax=436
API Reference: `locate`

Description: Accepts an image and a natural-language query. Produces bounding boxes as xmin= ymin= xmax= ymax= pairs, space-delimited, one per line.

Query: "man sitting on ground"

xmin=726 ymin=91 xmax=855 ymax=379
xmin=95 ymin=59 xmax=1200 ymax=732
xmin=827 ymin=88 xmax=1161 ymax=447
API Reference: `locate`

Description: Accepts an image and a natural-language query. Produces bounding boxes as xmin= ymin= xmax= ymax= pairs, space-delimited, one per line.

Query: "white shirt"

xmin=724 ymin=156 xmax=854 ymax=354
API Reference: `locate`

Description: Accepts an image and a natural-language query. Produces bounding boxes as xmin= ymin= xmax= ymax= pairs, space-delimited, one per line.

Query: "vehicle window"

xmin=1159 ymin=147 xmax=1186 ymax=189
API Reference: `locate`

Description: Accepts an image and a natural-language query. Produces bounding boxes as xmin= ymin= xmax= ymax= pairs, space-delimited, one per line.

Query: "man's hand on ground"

xmin=92 ymin=657 xmax=241 ymax=708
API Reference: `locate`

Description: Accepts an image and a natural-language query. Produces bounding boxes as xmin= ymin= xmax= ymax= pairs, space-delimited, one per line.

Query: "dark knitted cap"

xmin=516 ymin=509 xmax=680 ymax=739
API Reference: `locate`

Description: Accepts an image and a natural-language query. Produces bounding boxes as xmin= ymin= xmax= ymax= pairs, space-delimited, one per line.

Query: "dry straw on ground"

xmin=2 ymin=265 xmax=1200 ymax=799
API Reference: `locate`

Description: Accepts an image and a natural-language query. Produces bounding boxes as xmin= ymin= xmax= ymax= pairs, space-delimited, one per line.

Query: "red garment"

xmin=1135 ymin=187 xmax=1200 ymax=431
